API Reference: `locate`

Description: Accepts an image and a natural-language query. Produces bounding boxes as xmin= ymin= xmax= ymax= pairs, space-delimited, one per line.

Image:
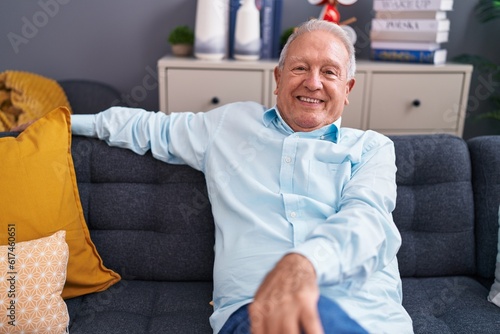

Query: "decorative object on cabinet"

xmin=194 ymin=0 xmax=228 ymax=60
xmin=280 ymin=27 xmax=295 ymax=51
xmin=230 ymin=0 xmax=283 ymax=59
xmin=157 ymin=56 xmax=472 ymax=136
xmin=233 ymin=0 xmax=261 ymax=60
xmin=168 ymin=25 xmax=194 ymax=57
xmin=308 ymin=0 xmax=359 ymax=44
xmin=370 ymin=0 xmax=455 ymax=65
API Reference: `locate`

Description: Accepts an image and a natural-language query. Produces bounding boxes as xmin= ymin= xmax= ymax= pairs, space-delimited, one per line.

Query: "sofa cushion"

xmin=0 ymin=231 xmax=69 ymax=333
xmin=71 ymin=136 xmax=215 ymax=281
xmin=468 ymin=136 xmax=500 ymax=280
xmin=66 ymin=280 xmax=213 ymax=334
xmin=402 ymin=276 xmax=500 ymax=334
xmin=0 ymin=107 xmax=120 ymax=299
xmin=391 ymin=135 xmax=475 ymax=277
xmin=59 ymin=80 xmax=124 ymax=115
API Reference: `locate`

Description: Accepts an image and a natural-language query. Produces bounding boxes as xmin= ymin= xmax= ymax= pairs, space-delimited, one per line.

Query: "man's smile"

xmin=297 ymin=96 xmax=324 ymax=104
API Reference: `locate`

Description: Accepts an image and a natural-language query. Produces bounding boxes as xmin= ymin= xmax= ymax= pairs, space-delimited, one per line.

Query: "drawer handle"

xmin=412 ymin=99 xmax=421 ymax=107
xmin=211 ymin=97 xmax=220 ymax=105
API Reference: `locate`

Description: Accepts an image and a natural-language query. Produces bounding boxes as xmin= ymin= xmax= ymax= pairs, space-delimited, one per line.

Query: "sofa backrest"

xmin=59 ymin=80 xmax=126 ymax=114
xmin=72 ymin=136 xmax=215 ymax=282
xmin=468 ymin=136 xmax=500 ymax=280
xmin=73 ymin=133 xmax=486 ymax=282
xmin=390 ymin=134 xmax=476 ymax=278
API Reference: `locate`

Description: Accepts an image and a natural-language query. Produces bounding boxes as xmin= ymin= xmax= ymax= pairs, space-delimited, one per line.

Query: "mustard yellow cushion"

xmin=0 ymin=231 xmax=69 ymax=333
xmin=0 ymin=106 xmax=120 ymax=299
xmin=0 ymin=70 xmax=71 ymax=131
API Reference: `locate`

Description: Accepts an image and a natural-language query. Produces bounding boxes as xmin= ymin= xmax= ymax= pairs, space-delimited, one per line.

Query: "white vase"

xmin=194 ymin=0 xmax=228 ymax=60
xmin=234 ymin=0 xmax=260 ymax=61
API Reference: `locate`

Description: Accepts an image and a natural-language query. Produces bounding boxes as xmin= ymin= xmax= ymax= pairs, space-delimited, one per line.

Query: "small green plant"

xmin=280 ymin=27 xmax=295 ymax=51
xmin=168 ymin=25 xmax=194 ymax=45
xmin=475 ymin=0 xmax=500 ymax=23
xmin=455 ymin=0 xmax=500 ymax=125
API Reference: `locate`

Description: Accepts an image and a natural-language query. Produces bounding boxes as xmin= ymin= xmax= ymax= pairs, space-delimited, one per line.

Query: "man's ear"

xmin=344 ymin=78 xmax=356 ymax=106
xmin=273 ymin=66 xmax=281 ymax=95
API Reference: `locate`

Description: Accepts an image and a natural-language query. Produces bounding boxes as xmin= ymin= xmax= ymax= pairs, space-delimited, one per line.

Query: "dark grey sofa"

xmin=60 ymin=80 xmax=500 ymax=333
xmin=5 ymin=81 xmax=499 ymax=333
xmin=63 ymin=131 xmax=500 ymax=333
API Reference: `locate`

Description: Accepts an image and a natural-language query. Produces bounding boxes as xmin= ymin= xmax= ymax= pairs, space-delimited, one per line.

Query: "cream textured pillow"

xmin=488 ymin=206 xmax=500 ymax=307
xmin=0 ymin=231 xmax=69 ymax=333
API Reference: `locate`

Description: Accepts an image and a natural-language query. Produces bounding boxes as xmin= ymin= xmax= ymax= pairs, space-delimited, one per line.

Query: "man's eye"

xmin=292 ymin=66 xmax=307 ymax=72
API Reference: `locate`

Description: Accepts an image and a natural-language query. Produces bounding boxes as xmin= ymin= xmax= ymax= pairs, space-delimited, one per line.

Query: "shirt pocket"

xmin=307 ymin=160 xmax=352 ymax=209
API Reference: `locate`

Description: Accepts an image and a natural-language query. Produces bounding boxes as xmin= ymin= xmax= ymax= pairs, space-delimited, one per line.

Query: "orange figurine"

xmin=308 ymin=0 xmax=358 ymax=25
xmin=308 ymin=0 xmax=358 ymax=43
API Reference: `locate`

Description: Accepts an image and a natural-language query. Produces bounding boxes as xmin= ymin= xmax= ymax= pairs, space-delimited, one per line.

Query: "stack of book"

xmin=370 ymin=0 xmax=454 ymax=65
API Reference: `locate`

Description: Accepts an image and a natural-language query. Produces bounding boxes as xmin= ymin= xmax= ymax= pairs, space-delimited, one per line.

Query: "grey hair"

xmin=278 ymin=19 xmax=356 ymax=80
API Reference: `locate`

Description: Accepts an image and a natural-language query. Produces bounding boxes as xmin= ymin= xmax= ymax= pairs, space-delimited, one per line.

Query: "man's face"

xmin=274 ymin=30 xmax=355 ymax=133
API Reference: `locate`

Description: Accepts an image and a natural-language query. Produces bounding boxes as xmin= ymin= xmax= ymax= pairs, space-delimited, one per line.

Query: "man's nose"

xmin=304 ymin=71 xmax=323 ymax=90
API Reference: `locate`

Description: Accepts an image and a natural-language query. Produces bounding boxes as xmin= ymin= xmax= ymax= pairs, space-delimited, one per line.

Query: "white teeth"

xmin=299 ymin=96 xmax=321 ymax=103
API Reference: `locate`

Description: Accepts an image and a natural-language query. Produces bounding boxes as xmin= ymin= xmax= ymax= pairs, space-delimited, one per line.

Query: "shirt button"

xmin=290 ymin=211 xmax=297 ymax=218
xmin=284 ymin=156 xmax=292 ymax=163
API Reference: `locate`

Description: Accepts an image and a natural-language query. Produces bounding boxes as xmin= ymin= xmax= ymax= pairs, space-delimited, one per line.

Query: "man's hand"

xmin=248 ymin=253 xmax=324 ymax=334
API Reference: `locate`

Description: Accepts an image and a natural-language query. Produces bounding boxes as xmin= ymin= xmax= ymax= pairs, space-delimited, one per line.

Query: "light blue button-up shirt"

xmin=72 ymin=102 xmax=413 ymax=333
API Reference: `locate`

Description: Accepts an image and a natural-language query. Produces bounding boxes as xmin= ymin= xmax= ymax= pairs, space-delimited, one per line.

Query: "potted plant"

xmin=279 ymin=27 xmax=295 ymax=56
xmin=455 ymin=0 xmax=500 ymax=127
xmin=168 ymin=25 xmax=195 ymax=57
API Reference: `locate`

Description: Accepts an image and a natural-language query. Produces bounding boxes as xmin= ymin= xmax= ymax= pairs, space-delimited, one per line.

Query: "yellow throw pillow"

xmin=0 ymin=106 xmax=120 ymax=299
xmin=0 ymin=230 xmax=68 ymax=333
xmin=0 ymin=70 xmax=71 ymax=131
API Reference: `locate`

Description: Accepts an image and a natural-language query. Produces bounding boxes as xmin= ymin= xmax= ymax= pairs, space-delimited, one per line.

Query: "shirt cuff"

xmin=287 ymin=238 xmax=340 ymax=286
xmin=71 ymin=114 xmax=97 ymax=137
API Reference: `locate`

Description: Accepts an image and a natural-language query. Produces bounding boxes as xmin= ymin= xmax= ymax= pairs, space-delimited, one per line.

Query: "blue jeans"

xmin=219 ymin=295 xmax=368 ymax=334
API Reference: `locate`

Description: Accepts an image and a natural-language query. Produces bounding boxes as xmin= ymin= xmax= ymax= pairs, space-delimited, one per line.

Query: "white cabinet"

xmin=158 ymin=56 xmax=472 ymax=136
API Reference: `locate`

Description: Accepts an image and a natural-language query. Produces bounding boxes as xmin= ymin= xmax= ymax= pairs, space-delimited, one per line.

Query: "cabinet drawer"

xmin=368 ymin=73 xmax=464 ymax=132
xmin=166 ymin=69 xmax=264 ymax=112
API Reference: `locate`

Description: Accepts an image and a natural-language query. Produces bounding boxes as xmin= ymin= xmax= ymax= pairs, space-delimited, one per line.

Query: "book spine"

xmin=373 ymin=0 xmax=453 ymax=12
xmin=370 ymin=30 xmax=448 ymax=42
xmin=371 ymin=19 xmax=450 ymax=32
xmin=375 ymin=10 xmax=447 ymax=19
xmin=272 ymin=0 xmax=283 ymax=58
xmin=370 ymin=40 xmax=440 ymax=51
xmin=229 ymin=0 xmax=241 ymax=59
xmin=371 ymin=48 xmax=441 ymax=63
xmin=260 ymin=0 xmax=274 ymax=59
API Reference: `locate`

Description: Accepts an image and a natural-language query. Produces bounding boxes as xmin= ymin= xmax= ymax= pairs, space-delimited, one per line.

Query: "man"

xmin=61 ymin=19 xmax=412 ymax=333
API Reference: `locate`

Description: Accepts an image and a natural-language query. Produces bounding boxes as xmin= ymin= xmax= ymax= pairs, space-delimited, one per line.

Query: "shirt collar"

xmin=262 ymin=106 xmax=340 ymax=143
